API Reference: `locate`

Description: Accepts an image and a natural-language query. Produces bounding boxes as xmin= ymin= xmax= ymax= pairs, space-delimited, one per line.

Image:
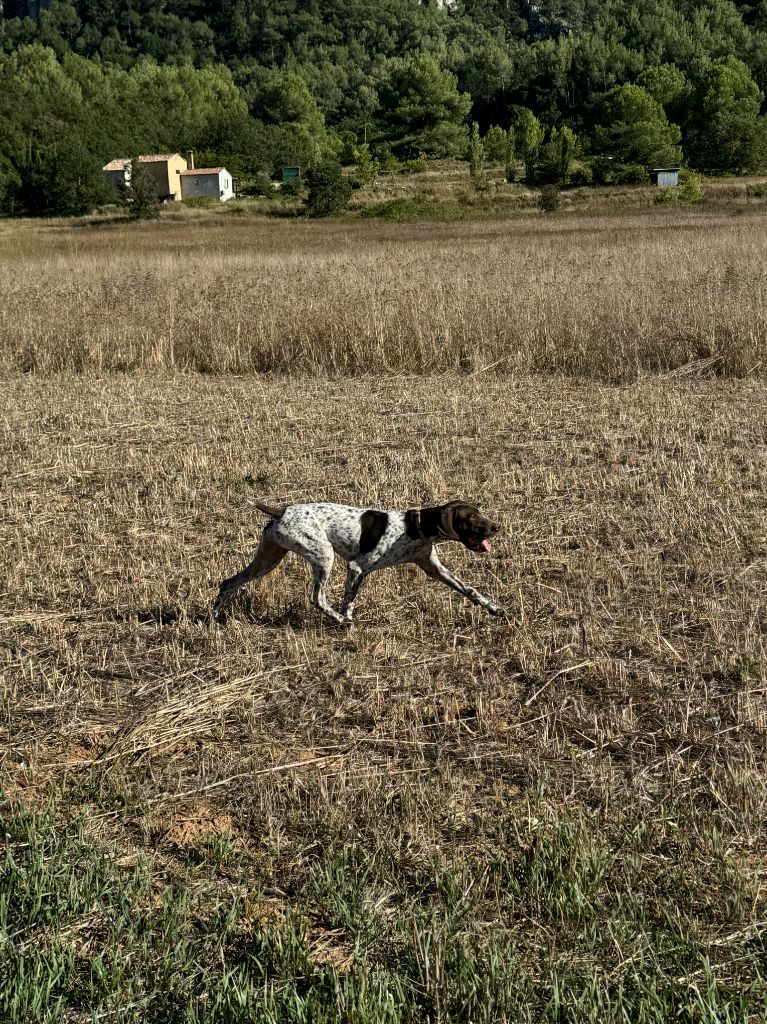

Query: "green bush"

xmin=280 ymin=176 xmax=304 ymax=197
xmin=538 ymin=184 xmax=561 ymax=213
xmin=484 ymin=125 xmax=508 ymax=163
xmin=374 ymin=145 xmax=400 ymax=177
xmin=653 ymin=187 xmax=678 ymax=205
xmin=122 ymin=160 xmax=161 ymax=220
xmin=679 ymin=169 xmax=704 ymax=204
xmin=468 ymin=122 xmax=487 ymax=189
xmin=243 ymin=172 xmax=275 ymax=197
xmin=569 ymin=164 xmax=593 ymax=187
xmin=337 ymin=130 xmax=358 ymax=165
xmin=357 ymin=196 xmax=469 ymax=222
xmin=354 ymin=144 xmax=380 ymax=187
xmin=591 ymin=160 xmax=648 ymax=186
xmin=404 ymin=151 xmax=428 ymax=174
xmin=528 ymin=126 xmax=578 ymax=187
xmin=612 ymin=163 xmax=649 ymax=185
xmin=504 ymin=127 xmax=517 ymax=182
xmin=20 ymin=140 xmax=110 ymax=217
xmin=305 ymin=162 xmax=353 ymax=217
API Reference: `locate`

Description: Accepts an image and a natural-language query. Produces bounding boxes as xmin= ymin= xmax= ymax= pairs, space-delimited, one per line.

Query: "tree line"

xmin=2 ymin=0 xmax=767 ymax=215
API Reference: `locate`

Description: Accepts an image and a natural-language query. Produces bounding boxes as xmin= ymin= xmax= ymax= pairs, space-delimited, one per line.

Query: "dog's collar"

xmin=403 ymin=505 xmax=434 ymax=540
xmin=406 ymin=508 xmax=428 ymax=541
xmin=406 ymin=507 xmax=455 ymax=542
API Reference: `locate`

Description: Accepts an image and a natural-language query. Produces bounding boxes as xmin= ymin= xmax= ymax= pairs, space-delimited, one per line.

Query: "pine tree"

xmin=468 ymin=122 xmax=486 ymax=189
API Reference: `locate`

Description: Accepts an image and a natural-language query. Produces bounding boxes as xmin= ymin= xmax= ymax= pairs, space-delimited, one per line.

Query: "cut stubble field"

xmin=2 ymin=208 xmax=767 ymax=1022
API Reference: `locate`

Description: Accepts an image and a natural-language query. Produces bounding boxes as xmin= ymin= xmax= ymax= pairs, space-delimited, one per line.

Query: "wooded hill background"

xmin=2 ymin=0 xmax=767 ymax=214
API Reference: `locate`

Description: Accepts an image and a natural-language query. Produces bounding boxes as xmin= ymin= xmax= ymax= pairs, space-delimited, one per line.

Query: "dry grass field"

xmin=2 ymin=201 xmax=767 ymax=380
xmin=2 ymin=207 xmax=767 ymax=1021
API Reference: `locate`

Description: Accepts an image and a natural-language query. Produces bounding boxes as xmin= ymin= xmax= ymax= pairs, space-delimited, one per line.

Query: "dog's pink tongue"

xmin=481 ymin=539 xmax=492 ymax=552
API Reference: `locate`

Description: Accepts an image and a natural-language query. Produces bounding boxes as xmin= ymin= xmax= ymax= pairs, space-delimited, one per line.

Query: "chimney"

xmin=187 ymin=150 xmax=194 ymax=169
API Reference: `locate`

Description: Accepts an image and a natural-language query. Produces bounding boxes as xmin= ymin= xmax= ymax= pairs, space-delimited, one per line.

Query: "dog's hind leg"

xmin=214 ymin=535 xmax=287 ymax=616
xmin=272 ymin=530 xmax=347 ymax=626
xmin=307 ymin=550 xmax=347 ymax=626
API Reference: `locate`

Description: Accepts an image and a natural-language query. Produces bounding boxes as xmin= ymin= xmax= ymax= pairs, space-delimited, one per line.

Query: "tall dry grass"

xmin=2 ymin=207 xmax=766 ymax=378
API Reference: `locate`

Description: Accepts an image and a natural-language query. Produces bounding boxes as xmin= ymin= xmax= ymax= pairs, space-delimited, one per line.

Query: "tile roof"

xmin=138 ymin=153 xmax=183 ymax=163
xmin=103 ymin=158 xmax=131 ymax=171
xmin=103 ymin=153 xmax=185 ymax=171
xmin=180 ymin=168 xmax=224 ymax=175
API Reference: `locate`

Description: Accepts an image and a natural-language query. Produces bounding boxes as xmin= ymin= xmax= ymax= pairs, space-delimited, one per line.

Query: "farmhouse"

xmin=180 ymin=167 xmax=234 ymax=202
xmin=102 ymin=153 xmax=188 ymax=200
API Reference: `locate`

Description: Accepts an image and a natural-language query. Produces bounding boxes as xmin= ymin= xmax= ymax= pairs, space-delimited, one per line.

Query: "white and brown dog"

xmin=214 ymin=500 xmax=502 ymax=625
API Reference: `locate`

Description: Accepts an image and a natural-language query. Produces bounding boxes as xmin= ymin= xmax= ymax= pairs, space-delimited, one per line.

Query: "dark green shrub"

xmin=679 ymin=169 xmax=704 ymax=203
xmin=280 ymin=176 xmax=304 ymax=197
xmin=591 ymin=159 xmax=648 ymax=186
xmin=528 ymin=126 xmax=577 ymax=186
xmin=337 ymin=130 xmax=358 ymax=165
xmin=305 ymin=162 xmax=353 ymax=217
xmin=405 ymin=151 xmax=428 ymax=175
xmin=538 ymin=184 xmax=561 ymax=213
xmin=21 ymin=143 xmax=111 ymax=217
xmin=123 ymin=160 xmax=161 ymax=220
xmin=569 ymin=164 xmax=593 ymax=187
xmin=244 ymin=172 xmax=275 ymax=197
xmin=613 ymin=163 xmax=649 ymax=185
xmin=358 ymin=196 xmax=446 ymax=221
xmin=654 ymin=187 xmax=677 ymax=205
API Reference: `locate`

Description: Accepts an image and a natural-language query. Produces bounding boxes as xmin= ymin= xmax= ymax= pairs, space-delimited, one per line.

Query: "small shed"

xmin=179 ymin=167 xmax=234 ymax=202
xmin=281 ymin=166 xmax=301 ymax=182
xmin=652 ymin=168 xmax=680 ymax=188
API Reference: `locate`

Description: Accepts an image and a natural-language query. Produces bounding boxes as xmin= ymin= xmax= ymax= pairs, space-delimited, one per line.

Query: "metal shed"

xmin=652 ymin=168 xmax=680 ymax=188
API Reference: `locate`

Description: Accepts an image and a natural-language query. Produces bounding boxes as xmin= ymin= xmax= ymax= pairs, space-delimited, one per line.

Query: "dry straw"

xmin=1 ymin=209 xmax=765 ymax=379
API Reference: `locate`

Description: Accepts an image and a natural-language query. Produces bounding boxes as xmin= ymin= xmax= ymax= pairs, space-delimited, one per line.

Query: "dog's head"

xmin=417 ymin=501 xmax=501 ymax=552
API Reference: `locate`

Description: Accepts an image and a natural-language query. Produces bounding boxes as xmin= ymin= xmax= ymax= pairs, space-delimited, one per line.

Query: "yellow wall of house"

xmin=164 ymin=154 xmax=188 ymax=200
xmin=141 ymin=155 xmax=188 ymax=200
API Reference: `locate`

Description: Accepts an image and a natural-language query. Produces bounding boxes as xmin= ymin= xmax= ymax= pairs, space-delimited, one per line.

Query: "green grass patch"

xmin=356 ymin=197 xmax=475 ymax=222
xmin=2 ymin=787 xmax=764 ymax=1023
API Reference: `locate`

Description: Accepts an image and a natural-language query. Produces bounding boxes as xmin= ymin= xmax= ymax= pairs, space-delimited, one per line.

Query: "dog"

xmin=213 ymin=499 xmax=503 ymax=626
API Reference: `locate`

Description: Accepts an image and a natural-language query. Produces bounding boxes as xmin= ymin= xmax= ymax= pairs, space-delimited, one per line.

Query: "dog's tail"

xmin=254 ymin=501 xmax=287 ymax=520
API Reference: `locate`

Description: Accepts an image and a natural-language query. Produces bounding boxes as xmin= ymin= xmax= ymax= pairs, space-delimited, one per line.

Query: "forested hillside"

xmin=2 ymin=0 xmax=767 ymax=214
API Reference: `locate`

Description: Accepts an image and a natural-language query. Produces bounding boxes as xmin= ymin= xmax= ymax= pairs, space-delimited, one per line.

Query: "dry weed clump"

xmin=1 ymin=208 xmax=766 ymax=379
xmin=2 ymin=373 xmax=767 ymax=1019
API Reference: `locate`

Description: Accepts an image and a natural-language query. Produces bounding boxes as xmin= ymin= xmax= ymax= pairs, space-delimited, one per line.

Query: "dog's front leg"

xmin=415 ymin=552 xmax=503 ymax=616
xmin=341 ymin=562 xmax=367 ymax=623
